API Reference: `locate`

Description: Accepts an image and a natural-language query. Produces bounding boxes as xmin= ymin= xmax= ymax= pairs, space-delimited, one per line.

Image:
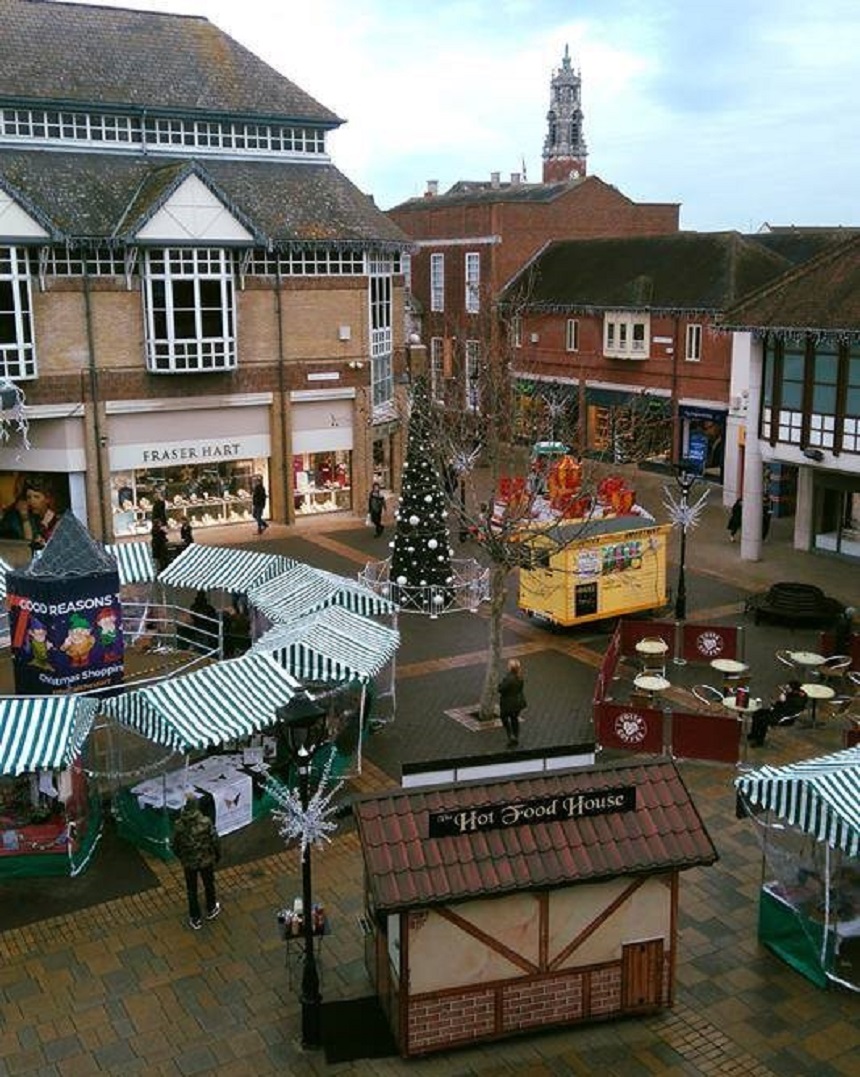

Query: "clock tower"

xmin=542 ymin=45 xmax=588 ymax=183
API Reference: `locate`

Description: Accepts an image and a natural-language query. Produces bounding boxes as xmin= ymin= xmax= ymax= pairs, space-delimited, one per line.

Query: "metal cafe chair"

xmin=847 ymin=670 xmax=860 ymax=695
xmin=775 ymin=649 xmax=798 ymax=671
xmin=636 ymin=637 xmax=669 ymax=677
xmin=692 ymin=684 xmax=725 ymax=709
xmin=819 ymin=654 xmax=852 ymax=685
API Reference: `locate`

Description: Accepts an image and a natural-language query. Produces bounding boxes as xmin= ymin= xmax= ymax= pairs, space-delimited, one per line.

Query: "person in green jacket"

xmin=171 ymin=793 xmax=222 ymax=929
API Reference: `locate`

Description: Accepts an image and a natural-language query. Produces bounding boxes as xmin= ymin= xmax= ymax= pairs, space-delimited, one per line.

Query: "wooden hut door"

xmin=621 ymin=938 xmax=664 ymax=1011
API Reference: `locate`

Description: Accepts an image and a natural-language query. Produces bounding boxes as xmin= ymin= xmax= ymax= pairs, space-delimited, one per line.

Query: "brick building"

xmin=0 ymin=0 xmax=409 ymax=545
xmin=501 ymin=232 xmax=800 ymax=482
xmin=386 ymin=50 xmax=679 ymax=410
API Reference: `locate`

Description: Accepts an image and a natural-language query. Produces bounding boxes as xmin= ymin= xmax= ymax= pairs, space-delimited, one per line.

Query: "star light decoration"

xmin=265 ymin=756 xmax=343 ymax=860
xmin=452 ymin=444 xmax=482 ymax=477
xmin=661 ymin=484 xmax=710 ymax=531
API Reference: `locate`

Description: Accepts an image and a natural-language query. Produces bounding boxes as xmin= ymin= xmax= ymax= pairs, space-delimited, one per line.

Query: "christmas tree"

xmin=389 ymin=377 xmax=455 ymax=612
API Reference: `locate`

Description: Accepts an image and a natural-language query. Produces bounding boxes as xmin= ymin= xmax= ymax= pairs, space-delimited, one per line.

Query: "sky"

xmin=77 ymin=0 xmax=860 ymax=231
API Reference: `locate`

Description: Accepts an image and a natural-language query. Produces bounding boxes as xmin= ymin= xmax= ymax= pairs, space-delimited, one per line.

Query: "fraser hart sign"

xmin=427 ymin=785 xmax=637 ymax=838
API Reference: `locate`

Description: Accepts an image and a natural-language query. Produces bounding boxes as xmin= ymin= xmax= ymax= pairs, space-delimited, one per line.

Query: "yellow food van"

xmin=518 ymin=515 xmax=672 ymax=628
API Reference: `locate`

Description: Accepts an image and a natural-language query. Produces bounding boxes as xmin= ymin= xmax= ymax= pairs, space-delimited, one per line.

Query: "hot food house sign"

xmin=428 ymin=785 xmax=637 ymax=838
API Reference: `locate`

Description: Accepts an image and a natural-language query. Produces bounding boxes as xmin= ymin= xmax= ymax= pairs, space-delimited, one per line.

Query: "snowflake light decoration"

xmin=662 ymin=485 xmax=709 ymax=531
xmin=265 ymin=755 xmax=343 ymax=860
xmin=452 ymin=445 xmax=482 ymax=477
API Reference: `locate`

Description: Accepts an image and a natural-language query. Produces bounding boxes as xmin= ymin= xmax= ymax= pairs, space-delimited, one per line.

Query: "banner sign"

xmin=428 ymin=785 xmax=636 ymax=838
xmin=8 ymin=571 xmax=124 ymax=695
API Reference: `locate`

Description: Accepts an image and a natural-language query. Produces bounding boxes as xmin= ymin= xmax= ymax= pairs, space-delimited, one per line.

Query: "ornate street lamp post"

xmin=673 ymin=460 xmax=700 ymax=623
xmin=276 ymin=694 xmax=329 ymax=1050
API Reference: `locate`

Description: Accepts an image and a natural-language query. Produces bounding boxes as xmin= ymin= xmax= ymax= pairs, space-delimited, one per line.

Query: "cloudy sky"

xmin=80 ymin=0 xmax=859 ymax=231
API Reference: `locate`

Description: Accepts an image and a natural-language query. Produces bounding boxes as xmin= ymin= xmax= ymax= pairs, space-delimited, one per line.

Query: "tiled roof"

xmin=747 ymin=228 xmax=858 ymax=267
xmin=0 ymin=152 xmax=409 ymax=247
xmin=388 ymin=176 xmax=588 ymax=212
xmin=1 ymin=0 xmax=339 ymax=124
xmin=354 ymin=758 xmax=718 ymax=912
xmin=509 ymin=232 xmax=793 ymax=313
xmin=721 ymin=233 xmax=860 ymax=336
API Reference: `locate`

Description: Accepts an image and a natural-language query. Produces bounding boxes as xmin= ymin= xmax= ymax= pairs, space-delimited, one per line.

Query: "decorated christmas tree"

xmin=389 ymin=377 xmax=455 ymax=612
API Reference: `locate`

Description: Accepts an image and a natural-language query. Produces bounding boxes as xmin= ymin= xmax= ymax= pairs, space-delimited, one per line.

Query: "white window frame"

xmin=430 ymin=337 xmax=445 ymax=402
xmin=465 ymin=340 xmax=481 ymax=411
xmin=685 ymin=323 xmax=702 ymax=362
xmin=430 ymin=253 xmax=445 ymax=313
xmin=0 ymin=246 xmax=37 ymax=380
xmin=512 ymin=315 xmax=523 ymax=348
xmin=603 ymin=311 xmax=650 ymax=359
xmin=465 ymin=252 xmax=480 ymax=314
xmin=565 ymin=318 xmax=579 ymax=353
xmin=143 ymin=248 xmax=236 ymax=373
xmin=369 ymin=261 xmax=394 ymax=409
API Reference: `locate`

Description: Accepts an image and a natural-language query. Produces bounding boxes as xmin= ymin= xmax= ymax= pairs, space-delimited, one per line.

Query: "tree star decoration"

xmin=265 ymin=755 xmax=343 ymax=860
xmin=662 ymin=485 xmax=709 ymax=531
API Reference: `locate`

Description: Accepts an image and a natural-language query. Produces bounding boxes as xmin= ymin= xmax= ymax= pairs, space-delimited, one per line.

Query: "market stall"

xmin=735 ymin=746 xmax=860 ymax=992
xmin=100 ymin=652 xmax=300 ymax=858
xmin=0 ymin=695 xmax=101 ymax=877
xmin=252 ymin=604 xmax=401 ymax=771
xmin=246 ymin=562 xmax=398 ymax=626
xmin=354 ymin=758 xmax=718 ymax=1057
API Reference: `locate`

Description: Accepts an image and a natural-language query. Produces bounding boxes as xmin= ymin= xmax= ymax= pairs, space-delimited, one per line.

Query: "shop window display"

xmin=293 ymin=451 xmax=351 ymax=515
xmin=110 ymin=460 xmax=269 ymax=536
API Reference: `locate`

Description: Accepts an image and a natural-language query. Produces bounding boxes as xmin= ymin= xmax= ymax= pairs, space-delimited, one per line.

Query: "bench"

xmin=746 ymin=582 xmax=843 ymax=627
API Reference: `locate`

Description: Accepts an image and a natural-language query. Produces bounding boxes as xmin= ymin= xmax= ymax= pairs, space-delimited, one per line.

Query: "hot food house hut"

xmin=354 ymin=758 xmax=717 ymax=1057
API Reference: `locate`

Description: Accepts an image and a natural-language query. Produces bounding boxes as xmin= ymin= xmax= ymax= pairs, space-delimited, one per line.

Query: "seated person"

xmin=748 ymin=681 xmax=806 ymax=746
xmin=188 ymin=589 xmax=218 ymax=652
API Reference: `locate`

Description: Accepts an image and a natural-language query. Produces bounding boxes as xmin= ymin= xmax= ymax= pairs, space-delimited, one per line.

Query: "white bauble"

xmin=433 ymin=594 xmax=445 ymax=605
xmin=409 ymin=514 xmax=419 ymax=526
xmin=428 ymin=538 xmax=438 ymax=549
xmin=424 ymin=494 xmax=433 ymax=503
xmin=396 ymin=575 xmax=407 ymax=585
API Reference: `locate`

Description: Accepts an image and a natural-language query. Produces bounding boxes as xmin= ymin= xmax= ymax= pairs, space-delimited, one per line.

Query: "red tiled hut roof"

xmin=354 ymin=759 xmax=718 ymax=913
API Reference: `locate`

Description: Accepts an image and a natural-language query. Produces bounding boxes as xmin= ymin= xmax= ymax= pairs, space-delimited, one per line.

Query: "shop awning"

xmin=247 ymin=563 xmax=397 ymax=624
xmin=157 ymin=544 xmax=296 ymax=594
xmin=104 ymin=541 xmax=157 ymax=585
xmin=252 ymin=605 xmax=400 ymax=683
xmin=100 ymin=653 xmax=300 ymax=752
xmin=0 ymin=696 xmax=98 ymax=775
xmin=735 ymin=746 xmax=860 ymax=858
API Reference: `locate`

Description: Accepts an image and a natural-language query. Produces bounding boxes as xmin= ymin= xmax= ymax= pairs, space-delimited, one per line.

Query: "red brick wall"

xmin=405 ymin=960 xmax=643 ymax=1057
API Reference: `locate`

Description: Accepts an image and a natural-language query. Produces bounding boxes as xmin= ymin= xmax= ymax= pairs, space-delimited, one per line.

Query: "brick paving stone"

xmin=42 ymin=1035 xmax=84 ymax=1064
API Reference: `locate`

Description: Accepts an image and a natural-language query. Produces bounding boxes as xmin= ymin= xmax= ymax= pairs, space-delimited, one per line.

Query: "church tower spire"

xmin=542 ymin=44 xmax=587 ymax=183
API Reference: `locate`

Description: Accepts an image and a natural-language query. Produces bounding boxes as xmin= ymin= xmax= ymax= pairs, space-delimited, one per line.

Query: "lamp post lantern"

xmin=276 ymin=694 xmax=329 ymax=1050
xmin=673 ymin=460 xmax=699 ymax=624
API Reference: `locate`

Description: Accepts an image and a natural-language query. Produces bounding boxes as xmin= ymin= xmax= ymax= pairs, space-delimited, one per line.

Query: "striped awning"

xmin=101 ymin=653 xmax=301 ymax=752
xmin=0 ymin=555 xmax=14 ymax=601
xmin=247 ymin=563 xmax=397 ymax=625
xmin=158 ymin=544 xmax=296 ymax=593
xmin=0 ymin=696 xmax=98 ymax=775
xmin=104 ymin=541 xmax=156 ymax=585
xmin=252 ymin=605 xmax=400 ymax=683
xmin=735 ymin=746 xmax=860 ymax=858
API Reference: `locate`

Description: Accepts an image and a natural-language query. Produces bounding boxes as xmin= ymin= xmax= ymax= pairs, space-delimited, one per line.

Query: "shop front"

xmin=813 ymin=471 xmax=860 ymax=559
xmin=106 ymin=399 xmax=271 ymax=537
xmin=0 ymin=409 xmax=87 ymax=544
xmin=585 ymin=386 xmax=671 ymax=466
xmin=291 ymin=392 xmax=355 ymax=517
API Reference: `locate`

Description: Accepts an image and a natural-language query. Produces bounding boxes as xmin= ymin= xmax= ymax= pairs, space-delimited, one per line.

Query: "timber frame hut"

xmin=354 ymin=758 xmax=717 ymax=1057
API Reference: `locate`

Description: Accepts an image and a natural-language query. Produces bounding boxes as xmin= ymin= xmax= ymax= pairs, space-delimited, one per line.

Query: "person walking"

xmin=150 ymin=518 xmax=170 ymax=573
xmin=179 ymin=515 xmax=194 ymax=549
xmin=367 ymin=481 xmax=386 ymax=537
xmin=251 ymin=476 xmax=268 ymax=534
xmin=727 ymin=498 xmax=742 ymax=542
xmin=171 ymin=793 xmax=222 ymax=930
xmin=498 ymin=657 xmax=527 ymax=748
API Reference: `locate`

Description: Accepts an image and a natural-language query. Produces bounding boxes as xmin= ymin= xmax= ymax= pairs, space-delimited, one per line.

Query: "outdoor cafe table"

xmin=633 ymin=673 xmax=670 ymax=703
xmin=721 ymin=695 xmax=763 ymax=715
xmin=788 ymin=651 xmax=827 ymax=673
xmin=710 ymin=658 xmax=750 ymax=686
xmin=800 ymin=682 xmax=835 ymax=726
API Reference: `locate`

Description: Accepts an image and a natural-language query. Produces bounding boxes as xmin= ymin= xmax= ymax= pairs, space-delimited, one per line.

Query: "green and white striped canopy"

xmin=158 ymin=544 xmax=296 ymax=593
xmin=0 ymin=696 xmax=98 ymax=775
xmin=735 ymin=746 xmax=860 ymax=858
xmin=252 ymin=605 xmax=400 ymax=683
xmin=247 ymin=563 xmax=397 ymax=624
xmin=101 ymin=653 xmax=301 ymax=752
xmin=104 ymin=541 xmax=156 ymax=585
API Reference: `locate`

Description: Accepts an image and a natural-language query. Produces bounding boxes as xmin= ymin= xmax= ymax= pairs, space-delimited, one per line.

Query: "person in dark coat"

xmin=171 ymin=793 xmax=221 ymax=929
xmin=251 ymin=476 xmax=268 ymax=534
xmin=367 ymin=482 xmax=385 ymax=537
xmin=151 ymin=490 xmax=168 ymax=528
xmin=150 ymin=519 xmax=169 ymax=573
xmin=727 ymin=498 xmax=742 ymax=542
xmin=498 ymin=657 xmax=526 ymax=748
xmin=179 ymin=515 xmax=193 ymax=548
xmin=747 ymin=681 xmax=806 ymax=747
